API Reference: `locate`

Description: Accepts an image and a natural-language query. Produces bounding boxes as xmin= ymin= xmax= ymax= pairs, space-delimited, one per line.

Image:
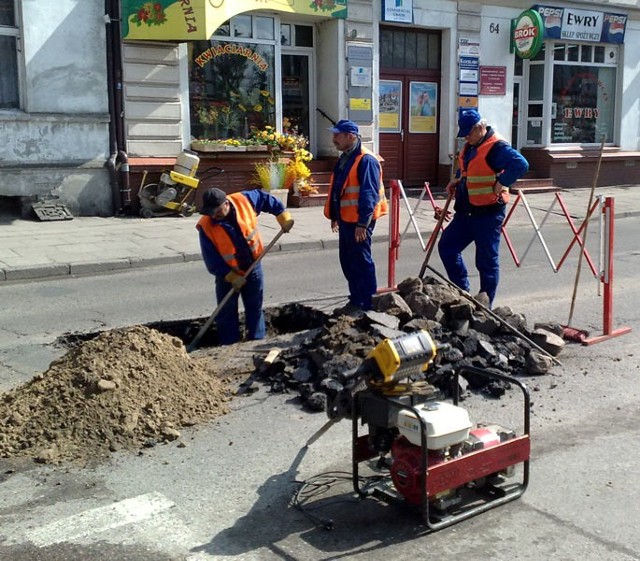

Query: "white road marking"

xmin=25 ymin=492 xmax=175 ymax=547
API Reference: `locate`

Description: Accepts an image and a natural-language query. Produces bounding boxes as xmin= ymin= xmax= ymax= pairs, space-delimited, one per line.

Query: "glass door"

xmin=281 ymin=53 xmax=311 ymax=144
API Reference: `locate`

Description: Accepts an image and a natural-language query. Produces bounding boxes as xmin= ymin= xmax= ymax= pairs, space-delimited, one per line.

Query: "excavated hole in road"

xmin=56 ymin=302 xmax=327 ymax=349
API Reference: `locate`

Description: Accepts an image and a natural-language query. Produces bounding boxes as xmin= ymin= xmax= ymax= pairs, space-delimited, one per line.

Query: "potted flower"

xmin=221 ymin=138 xmax=246 ymax=152
xmin=195 ymin=104 xmax=219 ymax=139
xmin=243 ymin=138 xmax=268 ymax=152
xmin=252 ymin=159 xmax=289 ymax=207
xmin=190 ymin=138 xmax=226 ymax=152
xmin=284 ymin=147 xmax=313 ymax=194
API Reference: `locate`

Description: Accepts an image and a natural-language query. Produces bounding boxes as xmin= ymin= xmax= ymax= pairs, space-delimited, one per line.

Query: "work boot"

xmin=474 ymin=291 xmax=490 ymax=308
xmin=332 ymin=302 xmax=363 ymax=317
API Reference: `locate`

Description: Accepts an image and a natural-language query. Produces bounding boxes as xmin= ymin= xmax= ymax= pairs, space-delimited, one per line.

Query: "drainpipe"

xmin=105 ymin=0 xmax=131 ymax=214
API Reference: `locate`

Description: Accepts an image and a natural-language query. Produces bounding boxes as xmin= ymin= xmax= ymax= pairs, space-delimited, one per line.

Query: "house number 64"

xmin=489 ymin=22 xmax=500 ymax=34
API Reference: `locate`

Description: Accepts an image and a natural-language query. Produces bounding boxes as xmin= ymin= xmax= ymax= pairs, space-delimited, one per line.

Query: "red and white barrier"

xmin=384 ymin=181 xmax=631 ymax=346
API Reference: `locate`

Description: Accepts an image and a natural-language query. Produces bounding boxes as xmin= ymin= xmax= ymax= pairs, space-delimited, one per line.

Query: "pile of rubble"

xmin=258 ymin=276 xmax=565 ymax=410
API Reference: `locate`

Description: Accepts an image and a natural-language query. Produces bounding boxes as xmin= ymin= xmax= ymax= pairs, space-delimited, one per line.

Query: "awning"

xmin=122 ymin=0 xmax=348 ymax=41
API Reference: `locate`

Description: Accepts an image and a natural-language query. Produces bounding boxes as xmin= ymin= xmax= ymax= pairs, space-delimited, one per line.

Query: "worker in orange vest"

xmin=324 ymin=120 xmax=388 ymax=312
xmin=438 ymin=109 xmax=529 ymax=306
xmin=197 ymin=187 xmax=294 ymax=344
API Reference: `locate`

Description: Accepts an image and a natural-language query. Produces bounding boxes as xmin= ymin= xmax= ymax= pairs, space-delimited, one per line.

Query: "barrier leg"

xmin=385 ymin=180 xmax=401 ymax=291
xmin=583 ymin=197 xmax=631 ymax=345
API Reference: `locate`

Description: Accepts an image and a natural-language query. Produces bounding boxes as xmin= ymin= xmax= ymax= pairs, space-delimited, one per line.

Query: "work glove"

xmin=433 ymin=206 xmax=452 ymax=222
xmin=276 ymin=211 xmax=294 ymax=233
xmin=224 ymin=270 xmax=246 ymax=292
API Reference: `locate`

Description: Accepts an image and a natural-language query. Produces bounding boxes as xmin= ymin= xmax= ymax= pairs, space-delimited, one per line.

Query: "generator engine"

xmin=326 ymin=330 xmax=531 ymax=528
xmin=390 ymin=420 xmax=516 ymax=508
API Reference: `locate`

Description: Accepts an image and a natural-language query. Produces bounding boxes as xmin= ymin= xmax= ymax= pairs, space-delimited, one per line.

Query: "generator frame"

xmin=352 ymin=366 xmax=531 ymax=531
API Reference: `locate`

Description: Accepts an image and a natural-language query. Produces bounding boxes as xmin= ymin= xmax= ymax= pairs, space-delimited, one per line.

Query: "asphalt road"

xmin=0 ymin=221 xmax=638 ymax=560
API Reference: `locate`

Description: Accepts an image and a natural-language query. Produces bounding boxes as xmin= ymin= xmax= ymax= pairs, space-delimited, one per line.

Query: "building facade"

xmin=0 ymin=0 xmax=113 ymax=216
xmin=2 ymin=1 xmax=638 ymax=217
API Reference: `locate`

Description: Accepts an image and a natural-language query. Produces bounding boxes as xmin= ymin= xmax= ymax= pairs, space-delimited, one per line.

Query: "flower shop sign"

xmin=194 ymin=43 xmax=268 ymax=71
xmin=122 ymin=0 xmax=347 ymax=41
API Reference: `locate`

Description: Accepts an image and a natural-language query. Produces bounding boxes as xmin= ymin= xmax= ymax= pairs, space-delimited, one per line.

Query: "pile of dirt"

xmin=0 ymin=326 xmax=230 ymax=466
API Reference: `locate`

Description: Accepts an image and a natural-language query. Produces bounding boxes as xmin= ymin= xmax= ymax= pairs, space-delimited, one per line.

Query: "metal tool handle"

xmin=186 ymin=228 xmax=285 ymax=352
xmin=419 ymin=190 xmax=453 ymax=278
xmin=422 ymin=263 xmax=562 ymax=366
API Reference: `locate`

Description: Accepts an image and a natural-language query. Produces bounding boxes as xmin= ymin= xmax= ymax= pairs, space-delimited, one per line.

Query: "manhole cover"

xmin=32 ymin=203 xmax=74 ymax=221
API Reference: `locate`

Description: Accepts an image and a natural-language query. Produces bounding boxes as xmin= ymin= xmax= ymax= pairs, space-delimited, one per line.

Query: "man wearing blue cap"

xmin=324 ymin=119 xmax=388 ymax=312
xmin=438 ymin=109 xmax=529 ymax=306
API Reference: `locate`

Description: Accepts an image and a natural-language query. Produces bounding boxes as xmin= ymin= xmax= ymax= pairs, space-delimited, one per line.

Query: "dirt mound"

xmin=0 ymin=326 xmax=230 ymax=466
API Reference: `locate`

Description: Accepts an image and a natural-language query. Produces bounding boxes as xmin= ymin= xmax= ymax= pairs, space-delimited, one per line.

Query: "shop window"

xmin=525 ymin=41 xmax=618 ymax=146
xmin=189 ymin=39 xmax=276 ymax=140
xmin=553 ymin=44 xmax=565 ymax=61
xmin=528 ymin=65 xmax=544 ymax=101
xmin=214 ymin=21 xmax=230 ymax=37
xmin=255 ymin=17 xmax=274 ymax=41
xmin=0 ymin=0 xmax=19 ymax=109
xmin=294 ymin=25 xmax=313 ymax=48
xmin=280 ymin=24 xmax=313 ymax=47
xmin=280 ymin=24 xmax=291 ymax=46
xmin=232 ymin=16 xmax=252 ymax=38
xmin=594 ymin=46 xmax=605 ymax=63
xmin=551 ymin=43 xmax=617 ymax=144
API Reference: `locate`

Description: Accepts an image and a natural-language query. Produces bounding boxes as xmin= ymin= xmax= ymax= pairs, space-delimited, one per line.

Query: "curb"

xmin=0 ymin=212 xmax=637 ymax=283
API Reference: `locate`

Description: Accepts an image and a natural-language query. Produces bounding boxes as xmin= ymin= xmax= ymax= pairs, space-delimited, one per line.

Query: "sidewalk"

xmin=0 ymin=185 xmax=638 ymax=282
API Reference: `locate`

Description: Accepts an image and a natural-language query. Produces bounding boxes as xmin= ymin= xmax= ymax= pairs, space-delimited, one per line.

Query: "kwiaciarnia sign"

xmin=122 ymin=0 xmax=348 ymax=41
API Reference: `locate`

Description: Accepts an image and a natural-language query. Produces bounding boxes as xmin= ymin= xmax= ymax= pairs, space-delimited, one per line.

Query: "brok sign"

xmin=512 ymin=9 xmax=544 ymax=59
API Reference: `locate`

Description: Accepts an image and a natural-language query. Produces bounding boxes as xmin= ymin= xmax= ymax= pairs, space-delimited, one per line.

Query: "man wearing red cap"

xmin=324 ymin=119 xmax=388 ymax=312
xmin=197 ymin=188 xmax=294 ymax=345
xmin=438 ymin=109 xmax=528 ymax=307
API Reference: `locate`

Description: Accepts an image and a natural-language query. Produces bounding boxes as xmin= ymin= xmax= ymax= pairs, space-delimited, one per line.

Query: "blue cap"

xmin=457 ymin=109 xmax=482 ymax=137
xmin=328 ymin=119 xmax=359 ymax=135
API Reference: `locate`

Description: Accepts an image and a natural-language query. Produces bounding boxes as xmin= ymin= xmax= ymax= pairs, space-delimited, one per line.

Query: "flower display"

xmin=284 ymin=147 xmax=312 ymax=189
xmin=249 ymin=127 xmax=310 ymax=154
xmin=132 ymin=2 xmax=166 ymax=26
xmin=195 ymin=104 xmax=219 ymax=138
xmin=250 ymin=125 xmax=280 ymax=148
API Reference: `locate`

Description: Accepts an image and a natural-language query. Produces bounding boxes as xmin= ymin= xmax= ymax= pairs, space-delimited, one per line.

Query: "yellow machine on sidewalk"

xmin=138 ymin=151 xmax=223 ymax=218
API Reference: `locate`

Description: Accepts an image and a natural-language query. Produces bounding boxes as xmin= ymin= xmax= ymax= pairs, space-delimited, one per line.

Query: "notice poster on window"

xmin=409 ymin=81 xmax=437 ymax=133
xmin=379 ymin=80 xmax=402 ymax=132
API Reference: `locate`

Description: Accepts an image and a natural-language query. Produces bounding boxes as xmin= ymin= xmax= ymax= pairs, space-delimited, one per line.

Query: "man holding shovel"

xmin=197 ymin=187 xmax=294 ymax=345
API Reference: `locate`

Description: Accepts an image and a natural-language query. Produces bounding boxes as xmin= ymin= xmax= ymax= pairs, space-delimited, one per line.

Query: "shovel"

xmin=186 ymin=228 xmax=285 ymax=353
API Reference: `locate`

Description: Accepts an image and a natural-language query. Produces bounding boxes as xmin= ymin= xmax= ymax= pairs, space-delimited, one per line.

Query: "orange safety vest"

xmin=196 ymin=193 xmax=264 ymax=273
xmin=324 ymin=146 xmax=388 ymax=223
xmin=459 ymin=132 xmax=510 ymax=206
